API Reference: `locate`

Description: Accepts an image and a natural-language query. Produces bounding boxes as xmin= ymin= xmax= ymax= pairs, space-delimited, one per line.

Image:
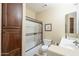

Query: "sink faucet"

xmin=73 ymin=40 xmax=79 ymax=47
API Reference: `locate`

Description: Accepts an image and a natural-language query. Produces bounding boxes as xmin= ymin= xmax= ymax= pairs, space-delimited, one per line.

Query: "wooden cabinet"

xmin=1 ymin=3 xmax=22 ymax=56
xmin=2 ymin=3 xmax=22 ymax=29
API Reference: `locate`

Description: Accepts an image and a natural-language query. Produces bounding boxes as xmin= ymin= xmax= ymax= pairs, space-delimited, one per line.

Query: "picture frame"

xmin=45 ymin=24 xmax=52 ymax=31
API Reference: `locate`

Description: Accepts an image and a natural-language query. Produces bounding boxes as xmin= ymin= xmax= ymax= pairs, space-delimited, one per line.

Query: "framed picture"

xmin=45 ymin=24 xmax=52 ymax=31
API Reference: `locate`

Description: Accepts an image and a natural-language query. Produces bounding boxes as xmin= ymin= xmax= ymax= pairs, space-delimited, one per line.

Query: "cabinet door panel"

xmin=2 ymin=3 xmax=22 ymax=28
xmin=2 ymin=29 xmax=21 ymax=55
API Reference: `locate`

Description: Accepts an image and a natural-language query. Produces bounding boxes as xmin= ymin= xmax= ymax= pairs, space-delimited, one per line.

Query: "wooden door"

xmin=2 ymin=3 xmax=22 ymax=29
xmin=2 ymin=3 xmax=22 ymax=56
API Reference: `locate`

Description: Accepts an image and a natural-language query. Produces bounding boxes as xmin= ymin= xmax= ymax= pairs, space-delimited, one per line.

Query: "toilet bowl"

xmin=42 ymin=45 xmax=48 ymax=52
xmin=41 ymin=39 xmax=52 ymax=55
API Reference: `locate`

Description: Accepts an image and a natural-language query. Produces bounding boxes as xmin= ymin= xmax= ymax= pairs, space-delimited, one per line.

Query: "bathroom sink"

xmin=59 ymin=38 xmax=79 ymax=50
xmin=60 ymin=44 xmax=79 ymax=50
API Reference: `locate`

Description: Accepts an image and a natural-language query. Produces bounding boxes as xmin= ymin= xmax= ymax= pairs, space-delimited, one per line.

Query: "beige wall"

xmin=36 ymin=4 xmax=76 ymax=44
xmin=0 ymin=3 xmax=1 ymax=56
xmin=26 ymin=7 xmax=36 ymax=19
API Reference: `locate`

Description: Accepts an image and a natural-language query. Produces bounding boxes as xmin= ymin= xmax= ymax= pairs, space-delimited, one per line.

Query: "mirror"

xmin=65 ymin=12 xmax=77 ymax=38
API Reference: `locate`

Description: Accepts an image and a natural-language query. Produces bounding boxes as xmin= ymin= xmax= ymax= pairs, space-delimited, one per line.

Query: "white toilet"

xmin=41 ymin=39 xmax=52 ymax=55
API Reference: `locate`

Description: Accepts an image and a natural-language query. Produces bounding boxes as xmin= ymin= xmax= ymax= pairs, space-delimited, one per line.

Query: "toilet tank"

xmin=43 ymin=39 xmax=52 ymax=46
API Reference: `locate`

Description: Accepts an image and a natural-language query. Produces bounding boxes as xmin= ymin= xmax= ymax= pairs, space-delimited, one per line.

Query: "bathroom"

xmin=25 ymin=3 xmax=79 ymax=56
xmin=0 ymin=3 xmax=79 ymax=56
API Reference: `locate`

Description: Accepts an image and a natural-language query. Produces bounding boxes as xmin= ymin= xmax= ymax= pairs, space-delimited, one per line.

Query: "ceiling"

xmin=26 ymin=3 xmax=52 ymax=13
xmin=26 ymin=3 xmax=78 ymax=13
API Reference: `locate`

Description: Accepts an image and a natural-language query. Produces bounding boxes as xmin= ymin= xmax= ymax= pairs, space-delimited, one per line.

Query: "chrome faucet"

xmin=73 ymin=40 xmax=79 ymax=47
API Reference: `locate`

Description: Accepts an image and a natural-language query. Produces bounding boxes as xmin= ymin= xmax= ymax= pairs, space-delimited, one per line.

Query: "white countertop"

xmin=48 ymin=45 xmax=79 ymax=56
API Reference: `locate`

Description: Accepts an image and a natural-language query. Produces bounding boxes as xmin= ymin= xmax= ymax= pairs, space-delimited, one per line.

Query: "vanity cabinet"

xmin=1 ymin=3 xmax=22 ymax=56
